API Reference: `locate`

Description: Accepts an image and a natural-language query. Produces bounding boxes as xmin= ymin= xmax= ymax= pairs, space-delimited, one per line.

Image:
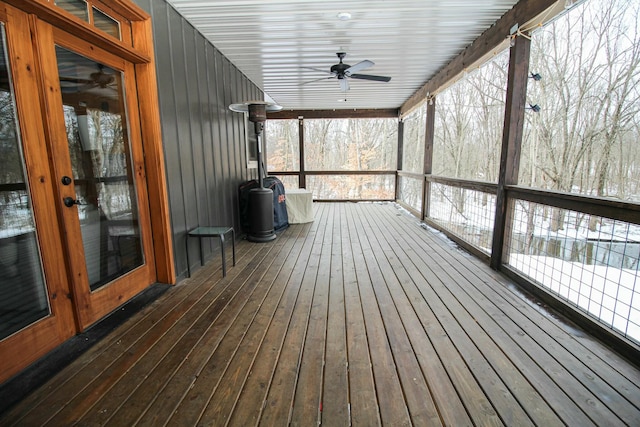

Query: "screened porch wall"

xmin=135 ymin=0 xmax=261 ymax=279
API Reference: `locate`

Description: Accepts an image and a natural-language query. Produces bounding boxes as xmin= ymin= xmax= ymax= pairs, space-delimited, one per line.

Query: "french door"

xmin=38 ymin=24 xmax=156 ymax=328
xmin=0 ymin=2 xmax=156 ymax=381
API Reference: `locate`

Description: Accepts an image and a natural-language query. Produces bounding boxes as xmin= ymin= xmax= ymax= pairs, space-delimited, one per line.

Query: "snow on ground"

xmin=424 ymin=188 xmax=640 ymax=343
xmin=509 ymin=254 xmax=639 ymax=343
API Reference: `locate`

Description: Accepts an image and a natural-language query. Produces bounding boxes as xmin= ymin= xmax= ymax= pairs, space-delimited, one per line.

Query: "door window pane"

xmin=56 ymin=46 xmax=144 ymax=291
xmin=93 ymin=7 xmax=121 ymax=40
xmin=0 ymin=27 xmax=50 ymax=340
xmin=55 ymin=0 xmax=89 ymax=22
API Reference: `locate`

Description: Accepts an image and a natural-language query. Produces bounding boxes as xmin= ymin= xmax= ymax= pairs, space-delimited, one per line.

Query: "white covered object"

xmin=286 ymin=189 xmax=313 ymax=223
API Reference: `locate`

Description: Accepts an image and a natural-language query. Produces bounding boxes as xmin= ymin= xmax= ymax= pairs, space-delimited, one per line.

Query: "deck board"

xmin=340 ymin=204 xmax=381 ymax=426
xmin=2 ymin=202 xmax=639 ymax=426
xmin=321 ymin=205 xmax=350 ymax=426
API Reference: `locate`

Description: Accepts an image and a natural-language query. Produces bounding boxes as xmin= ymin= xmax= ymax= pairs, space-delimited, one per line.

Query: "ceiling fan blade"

xmin=350 ymin=73 xmax=391 ymax=82
xmin=345 ymin=60 xmax=374 ymax=75
xmin=301 ymin=76 xmax=336 ymax=85
xmin=60 ymin=76 xmax=94 ymax=85
xmin=302 ymin=66 xmax=334 ymax=75
xmin=339 ymin=78 xmax=350 ymax=92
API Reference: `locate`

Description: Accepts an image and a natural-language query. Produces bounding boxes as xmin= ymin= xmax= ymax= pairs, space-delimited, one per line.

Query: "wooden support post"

xmin=422 ymin=99 xmax=435 ymax=221
xmin=395 ymin=119 xmax=404 ymax=201
xmin=491 ymin=34 xmax=531 ymax=270
xmin=298 ymin=118 xmax=306 ymax=189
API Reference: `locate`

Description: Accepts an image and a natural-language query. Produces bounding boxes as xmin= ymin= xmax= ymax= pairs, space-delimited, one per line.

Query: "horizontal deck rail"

xmin=400 ymin=174 xmax=640 ymax=357
xmin=506 ymin=186 xmax=640 ymax=226
xmin=267 ymin=166 xmax=639 ymax=356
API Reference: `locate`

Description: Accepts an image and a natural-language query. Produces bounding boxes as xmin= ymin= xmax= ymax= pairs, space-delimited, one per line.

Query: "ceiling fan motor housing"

xmin=331 ymin=58 xmax=351 ymax=78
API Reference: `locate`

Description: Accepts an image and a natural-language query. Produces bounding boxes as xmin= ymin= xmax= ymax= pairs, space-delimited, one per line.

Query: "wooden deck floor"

xmin=2 ymin=202 xmax=639 ymax=426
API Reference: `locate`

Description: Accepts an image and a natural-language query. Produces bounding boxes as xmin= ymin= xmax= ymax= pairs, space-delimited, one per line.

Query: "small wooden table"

xmin=186 ymin=226 xmax=235 ymax=278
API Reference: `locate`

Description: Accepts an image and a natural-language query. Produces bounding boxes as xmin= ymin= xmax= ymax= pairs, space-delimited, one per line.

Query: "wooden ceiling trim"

xmin=101 ymin=0 xmax=148 ymax=21
xmin=4 ymin=0 xmax=149 ymax=64
xmin=268 ymin=108 xmax=399 ymax=120
xmin=400 ymin=0 xmax=561 ymax=117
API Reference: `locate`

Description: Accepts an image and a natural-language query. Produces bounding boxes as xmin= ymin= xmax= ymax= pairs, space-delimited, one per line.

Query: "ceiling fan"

xmin=303 ymin=52 xmax=391 ymax=92
xmin=59 ymin=64 xmax=117 ymax=93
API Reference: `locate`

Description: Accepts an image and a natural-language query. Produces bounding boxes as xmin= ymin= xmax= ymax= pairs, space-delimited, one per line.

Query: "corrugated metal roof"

xmin=165 ymin=0 xmax=520 ymax=110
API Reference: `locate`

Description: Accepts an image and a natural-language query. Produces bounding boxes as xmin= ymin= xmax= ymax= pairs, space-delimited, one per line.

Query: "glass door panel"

xmin=55 ymin=46 xmax=144 ymax=292
xmin=0 ymin=26 xmax=50 ymax=340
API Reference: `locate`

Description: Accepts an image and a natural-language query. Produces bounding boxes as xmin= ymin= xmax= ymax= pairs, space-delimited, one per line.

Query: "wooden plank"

xmin=492 ymin=34 xmax=531 ymax=269
xmin=224 ymin=222 xmax=317 ymax=426
xmin=1 ymin=239 xmax=251 ymax=424
xmin=344 ymin=204 xmax=412 ymax=426
xmin=4 ymin=0 xmax=150 ymax=64
xmin=288 ymin=203 xmax=333 ymax=425
xmin=131 ymin=19 xmax=176 ymax=284
xmin=385 ymin=200 xmax=639 ymax=425
xmin=427 ymin=175 xmax=498 ymax=194
xmin=298 ymin=118 xmax=306 ymax=188
xmin=304 ymin=170 xmax=395 ymax=176
xmin=319 ymin=204 xmax=350 ymax=426
xmin=258 ymin=204 xmax=329 ymax=425
xmin=374 ymin=204 xmax=555 ymax=425
xmin=418 ymin=212 xmax=640 ymax=425
xmin=4 ymin=203 xmax=640 ymax=426
xmin=377 ymin=203 xmax=599 ymax=426
xmin=46 ymin=244 xmax=271 ymax=425
xmin=466 ymin=244 xmax=640 ymax=391
xmin=338 ymin=203 xmax=381 ymax=426
xmin=81 ymin=239 xmax=287 ymax=426
xmin=506 ymin=186 xmax=640 ymax=226
xmin=127 ymin=231 xmax=295 ymax=426
xmin=14 ymin=242 xmax=270 ymax=426
xmin=268 ymin=108 xmax=398 ymax=120
xmin=422 ymin=99 xmax=435 ymax=220
xmin=352 ymin=204 xmax=444 ymax=426
xmin=359 ymin=205 xmax=473 ymax=426
xmin=190 ymin=223 xmax=311 ymax=425
xmin=95 ymin=241 xmax=280 ymax=426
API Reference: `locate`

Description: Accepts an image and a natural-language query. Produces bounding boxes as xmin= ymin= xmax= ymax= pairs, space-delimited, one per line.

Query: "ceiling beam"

xmin=400 ymin=0 xmax=562 ymax=117
xmin=268 ymin=109 xmax=399 ymax=120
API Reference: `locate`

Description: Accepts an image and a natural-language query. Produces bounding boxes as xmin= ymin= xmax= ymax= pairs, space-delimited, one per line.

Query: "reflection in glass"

xmin=0 ymin=26 xmax=50 ymax=340
xmin=55 ymin=0 xmax=89 ymax=22
xmin=56 ymin=46 xmax=143 ymax=291
xmin=93 ymin=7 xmax=121 ymax=40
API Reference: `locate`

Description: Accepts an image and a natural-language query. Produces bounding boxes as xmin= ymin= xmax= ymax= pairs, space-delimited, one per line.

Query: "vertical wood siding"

xmin=135 ymin=0 xmax=261 ymax=279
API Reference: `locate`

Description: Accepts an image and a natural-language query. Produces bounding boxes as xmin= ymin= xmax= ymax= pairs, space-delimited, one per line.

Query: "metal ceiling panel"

xmin=165 ymin=0 xmax=520 ymax=110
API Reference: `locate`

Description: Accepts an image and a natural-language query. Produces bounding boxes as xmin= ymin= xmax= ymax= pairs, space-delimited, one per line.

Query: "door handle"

xmin=63 ymin=196 xmax=80 ymax=207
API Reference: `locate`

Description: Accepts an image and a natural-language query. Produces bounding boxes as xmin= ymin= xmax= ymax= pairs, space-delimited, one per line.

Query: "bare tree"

xmin=523 ymin=0 xmax=640 ymax=231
